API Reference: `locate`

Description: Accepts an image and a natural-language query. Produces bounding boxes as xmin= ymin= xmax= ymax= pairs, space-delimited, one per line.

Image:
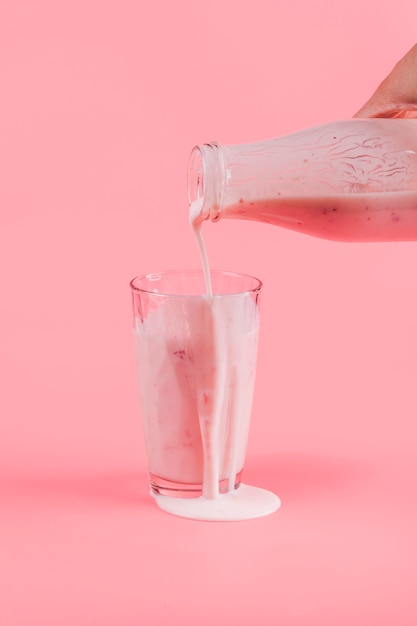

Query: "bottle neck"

xmin=187 ymin=142 xmax=223 ymax=222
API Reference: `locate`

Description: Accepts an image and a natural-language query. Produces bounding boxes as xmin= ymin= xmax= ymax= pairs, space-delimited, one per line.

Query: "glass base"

xmin=149 ymin=471 xmax=243 ymax=498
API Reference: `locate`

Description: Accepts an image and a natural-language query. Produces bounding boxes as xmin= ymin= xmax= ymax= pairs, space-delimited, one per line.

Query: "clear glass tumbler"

xmin=130 ymin=270 xmax=262 ymax=499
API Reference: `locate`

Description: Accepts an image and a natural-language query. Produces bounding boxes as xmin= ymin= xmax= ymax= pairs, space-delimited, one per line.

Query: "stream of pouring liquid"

xmin=153 ymin=199 xmax=280 ymax=520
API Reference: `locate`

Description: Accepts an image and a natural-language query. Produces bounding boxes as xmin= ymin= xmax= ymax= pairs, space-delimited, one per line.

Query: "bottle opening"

xmin=187 ymin=146 xmax=204 ymax=206
xmin=187 ymin=142 xmax=222 ymax=222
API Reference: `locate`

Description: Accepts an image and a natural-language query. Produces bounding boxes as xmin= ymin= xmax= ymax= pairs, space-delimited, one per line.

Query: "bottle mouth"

xmin=187 ymin=146 xmax=204 ymax=206
xmin=187 ymin=143 xmax=222 ymax=223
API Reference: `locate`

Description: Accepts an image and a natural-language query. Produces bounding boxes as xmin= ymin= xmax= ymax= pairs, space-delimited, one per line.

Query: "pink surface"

xmin=1 ymin=1 xmax=417 ymax=624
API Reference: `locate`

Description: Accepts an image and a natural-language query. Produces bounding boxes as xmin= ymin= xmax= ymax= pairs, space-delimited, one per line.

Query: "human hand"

xmin=355 ymin=44 xmax=417 ymax=118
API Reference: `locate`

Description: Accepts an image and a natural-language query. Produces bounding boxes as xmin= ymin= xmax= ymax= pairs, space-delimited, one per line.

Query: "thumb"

xmin=354 ymin=44 xmax=417 ymax=118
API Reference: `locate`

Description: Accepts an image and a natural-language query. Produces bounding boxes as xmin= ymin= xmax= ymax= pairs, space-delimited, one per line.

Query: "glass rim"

xmin=129 ymin=269 xmax=262 ymax=297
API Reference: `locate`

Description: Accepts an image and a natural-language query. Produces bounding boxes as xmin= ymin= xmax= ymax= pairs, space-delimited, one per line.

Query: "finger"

xmin=354 ymin=44 xmax=417 ymax=118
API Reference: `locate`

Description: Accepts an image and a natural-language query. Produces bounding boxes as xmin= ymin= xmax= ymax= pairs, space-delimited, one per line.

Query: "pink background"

xmin=1 ymin=1 xmax=417 ymax=624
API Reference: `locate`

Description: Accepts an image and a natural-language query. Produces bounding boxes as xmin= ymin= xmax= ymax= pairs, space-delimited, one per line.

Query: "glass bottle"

xmin=188 ymin=118 xmax=417 ymax=242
